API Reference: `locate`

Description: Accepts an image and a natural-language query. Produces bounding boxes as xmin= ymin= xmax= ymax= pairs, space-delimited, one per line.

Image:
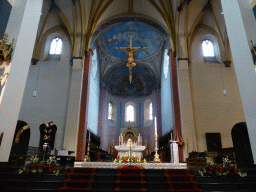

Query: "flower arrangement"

xmin=19 ymin=156 xmax=60 ymax=176
xmin=114 ymin=155 xmax=147 ymax=163
xmin=197 ymin=157 xmax=247 ymax=177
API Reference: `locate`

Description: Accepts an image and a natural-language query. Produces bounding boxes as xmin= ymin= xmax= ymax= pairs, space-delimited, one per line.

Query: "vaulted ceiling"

xmin=34 ymin=0 xmax=229 ymax=96
xmin=93 ymin=18 xmax=167 ymax=96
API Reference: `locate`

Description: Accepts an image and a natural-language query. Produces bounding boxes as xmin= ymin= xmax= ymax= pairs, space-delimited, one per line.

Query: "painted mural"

xmin=105 ymin=64 xmax=156 ymax=97
xmin=98 ymin=22 xmax=163 ymax=60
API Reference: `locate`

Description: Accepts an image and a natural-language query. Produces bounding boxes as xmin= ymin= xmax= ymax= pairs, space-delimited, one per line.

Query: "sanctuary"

xmin=0 ymin=0 xmax=256 ymax=173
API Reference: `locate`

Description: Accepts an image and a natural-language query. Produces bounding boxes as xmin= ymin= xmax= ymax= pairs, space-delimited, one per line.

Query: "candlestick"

xmin=171 ymin=132 xmax=173 ymax=141
xmin=84 ymin=132 xmax=91 ymax=162
xmin=153 ymin=134 xmax=160 ymax=163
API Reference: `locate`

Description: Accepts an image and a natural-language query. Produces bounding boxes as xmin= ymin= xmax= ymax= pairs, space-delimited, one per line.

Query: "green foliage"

xmin=197 ymin=157 xmax=247 ymax=177
xmin=19 ymin=156 xmax=61 ymax=176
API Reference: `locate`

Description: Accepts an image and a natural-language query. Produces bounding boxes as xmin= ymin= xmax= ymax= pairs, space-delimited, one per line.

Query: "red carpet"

xmin=163 ymin=169 xmax=203 ymax=192
xmin=58 ymin=167 xmax=98 ymax=191
xmin=114 ymin=165 xmax=148 ymax=192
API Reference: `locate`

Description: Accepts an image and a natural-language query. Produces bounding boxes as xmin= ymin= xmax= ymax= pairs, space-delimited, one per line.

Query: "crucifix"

xmin=114 ymin=35 xmax=148 ymax=83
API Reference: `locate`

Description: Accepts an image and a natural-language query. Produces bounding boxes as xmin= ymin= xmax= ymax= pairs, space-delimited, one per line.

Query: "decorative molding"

xmin=178 ymin=58 xmax=189 ymax=61
xmin=0 ymin=33 xmax=14 ymax=65
xmin=223 ymin=60 xmax=231 ymax=67
xmin=31 ymin=58 xmax=39 ymax=65
xmin=0 ymin=72 xmax=10 ymax=84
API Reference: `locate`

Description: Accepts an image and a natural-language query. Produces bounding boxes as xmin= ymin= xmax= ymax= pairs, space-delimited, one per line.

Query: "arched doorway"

xmin=10 ymin=120 xmax=30 ymax=157
xmin=231 ymin=122 xmax=254 ymax=168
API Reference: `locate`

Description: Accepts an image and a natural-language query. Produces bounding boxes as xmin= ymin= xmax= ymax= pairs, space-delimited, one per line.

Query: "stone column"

xmin=0 ymin=0 xmax=43 ymax=162
xmin=63 ymin=58 xmax=83 ymax=152
xmin=168 ymin=50 xmax=184 ymax=162
xmin=178 ymin=59 xmax=197 ymax=159
xmin=221 ymin=0 xmax=256 ymax=163
xmin=76 ymin=51 xmax=92 ymax=161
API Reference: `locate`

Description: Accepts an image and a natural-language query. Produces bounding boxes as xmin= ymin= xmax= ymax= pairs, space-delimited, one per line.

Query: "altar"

xmin=114 ymin=127 xmax=146 ymax=159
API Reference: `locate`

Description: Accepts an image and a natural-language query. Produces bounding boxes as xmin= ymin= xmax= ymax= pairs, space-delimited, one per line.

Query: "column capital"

xmin=167 ymin=49 xmax=176 ymax=57
xmin=84 ymin=49 xmax=93 ymax=57
xmin=223 ymin=60 xmax=231 ymax=67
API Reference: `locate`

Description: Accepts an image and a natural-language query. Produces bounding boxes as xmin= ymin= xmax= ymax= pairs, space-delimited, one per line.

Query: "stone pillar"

xmin=168 ymin=50 xmax=184 ymax=162
xmin=0 ymin=0 xmax=43 ymax=162
xmin=76 ymin=51 xmax=92 ymax=161
xmin=221 ymin=0 xmax=256 ymax=163
xmin=169 ymin=140 xmax=179 ymax=164
xmin=63 ymin=58 xmax=83 ymax=152
xmin=178 ymin=59 xmax=197 ymax=158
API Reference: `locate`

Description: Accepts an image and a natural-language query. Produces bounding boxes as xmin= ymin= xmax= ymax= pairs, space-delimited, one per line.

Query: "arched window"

xmin=49 ymin=38 xmax=63 ymax=55
xmin=163 ymin=49 xmax=169 ymax=79
xmin=144 ymin=99 xmax=153 ymax=127
xmin=108 ymin=102 xmax=113 ymax=120
xmin=126 ymin=105 xmax=135 ymax=122
xmin=149 ymin=102 xmax=153 ymax=120
xmin=202 ymin=40 xmax=215 ymax=57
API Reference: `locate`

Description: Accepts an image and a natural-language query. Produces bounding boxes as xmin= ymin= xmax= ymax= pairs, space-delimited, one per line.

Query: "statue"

xmin=128 ymin=137 xmax=132 ymax=146
xmin=39 ymin=121 xmax=57 ymax=161
xmin=114 ymin=35 xmax=147 ymax=83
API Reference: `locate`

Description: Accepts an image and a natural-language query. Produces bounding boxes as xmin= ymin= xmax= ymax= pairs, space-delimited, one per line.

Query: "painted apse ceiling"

xmin=94 ymin=21 xmax=165 ymax=97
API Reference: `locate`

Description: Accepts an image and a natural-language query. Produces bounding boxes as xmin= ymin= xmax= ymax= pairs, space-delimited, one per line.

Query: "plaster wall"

xmin=189 ymin=28 xmax=245 ymax=152
xmin=18 ymin=30 xmax=72 ymax=151
xmin=97 ymin=88 xmax=161 ymax=152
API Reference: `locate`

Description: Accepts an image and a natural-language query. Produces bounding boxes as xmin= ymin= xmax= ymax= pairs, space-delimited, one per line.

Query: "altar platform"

xmin=74 ymin=161 xmax=187 ymax=169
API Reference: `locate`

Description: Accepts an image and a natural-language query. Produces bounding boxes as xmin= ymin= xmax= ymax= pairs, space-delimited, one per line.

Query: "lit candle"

xmin=171 ymin=132 xmax=173 ymax=140
xmin=154 ymin=117 xmax=157 ymax=134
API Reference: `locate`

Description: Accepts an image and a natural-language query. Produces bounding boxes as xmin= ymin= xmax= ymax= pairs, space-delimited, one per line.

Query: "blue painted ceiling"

xmin=95 ymin=20 xmax=166 ymax=97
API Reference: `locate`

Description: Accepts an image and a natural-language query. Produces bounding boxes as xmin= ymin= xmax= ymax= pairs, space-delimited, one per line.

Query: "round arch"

xmin=10 ymin=120 xmax=30 ymax=157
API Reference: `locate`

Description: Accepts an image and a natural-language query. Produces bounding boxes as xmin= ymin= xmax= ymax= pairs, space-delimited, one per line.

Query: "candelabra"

xmin=153 ymin=134 xmax=161 ymax=163
xmin=84 ymin=132 xmax=91 ymax=162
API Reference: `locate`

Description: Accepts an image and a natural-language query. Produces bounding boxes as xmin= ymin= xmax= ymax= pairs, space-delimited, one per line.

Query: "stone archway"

xmin=10 ymin=120 xmax=30 ymax=157
xmin=231 ymin=122 xmax=254 ymax=168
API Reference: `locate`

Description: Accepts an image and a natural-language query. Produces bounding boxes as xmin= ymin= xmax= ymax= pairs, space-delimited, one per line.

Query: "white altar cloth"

xmin=74 ymin=162 xmax=187 ymax=169
xmin=115 ymin=145 xmax=146 ymax=159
